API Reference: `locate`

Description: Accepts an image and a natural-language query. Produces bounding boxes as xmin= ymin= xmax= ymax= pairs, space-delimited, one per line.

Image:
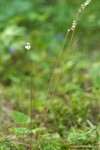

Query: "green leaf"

xmin=12 ymin=127 xmax=45 ymax=136
xmin=12 ymin=111 xmax=30 ymax=124
xmin=13 ymin=127 xmax=31 ymax=136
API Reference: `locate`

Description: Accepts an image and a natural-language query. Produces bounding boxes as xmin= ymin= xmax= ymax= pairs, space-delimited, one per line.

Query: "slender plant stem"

xmin=36 ymin=30 xmax=70 ymax=148
xmin=42 ymin=8 xmax=80 ymax=125
xmin=26 ymin=50 xmax=34 ymax=150
xmin=41 ymin=28 xmax=76 ymax=124
xmin=37 ymin=9 xmax=81 ymax=147
xmin=27 ymin=51 xmax=33 ymax=129
xmin=45 ymin=30 xmax=70 ymax=99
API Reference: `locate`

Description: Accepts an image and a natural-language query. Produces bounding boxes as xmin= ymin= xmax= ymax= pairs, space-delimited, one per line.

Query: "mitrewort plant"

xmin=9 ymin=0 xmax=99 ymax=149
xmin=11 ymin=43 xmax=45 ymax=148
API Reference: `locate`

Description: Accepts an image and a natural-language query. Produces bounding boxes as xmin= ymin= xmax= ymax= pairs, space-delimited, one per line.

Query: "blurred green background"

xmin=0 ymin=0 xmax=100 ymax=134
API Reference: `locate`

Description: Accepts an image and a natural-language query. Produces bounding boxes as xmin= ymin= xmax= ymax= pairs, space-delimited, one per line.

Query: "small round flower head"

xmin=25 ymin=43 xmax=31 ymax=50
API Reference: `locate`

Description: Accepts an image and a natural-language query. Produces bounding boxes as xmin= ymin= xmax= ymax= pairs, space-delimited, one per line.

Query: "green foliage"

xmin=12 ymin=127 xmax=45 ymax=136
xmin=12 ymin=111 xmax=30 ymax=124
xmin=67 ymin=126 xmax=100 ymax=145
xmin=0 ymin=0 xmax=100 ymax=149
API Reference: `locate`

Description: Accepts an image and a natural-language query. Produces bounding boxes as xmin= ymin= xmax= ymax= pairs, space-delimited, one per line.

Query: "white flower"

xmin=71 ymin=20 xmax=77 ymax=31
xmin=80 ymin=0 xmax=92 ymax=11
xmin=68 ymin=29 xmax=70 ymax=32
xmin=25 ymin=43 xmax=31 ymax=50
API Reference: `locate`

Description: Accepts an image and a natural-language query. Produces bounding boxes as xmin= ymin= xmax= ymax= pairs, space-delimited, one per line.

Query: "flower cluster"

xmin=79 ymin=0 xmax=92 ymax=11
xmin=71 ymin=20 xmax=77 ymax=31
xmin=25 ymin=43 xmax=31 ymax=50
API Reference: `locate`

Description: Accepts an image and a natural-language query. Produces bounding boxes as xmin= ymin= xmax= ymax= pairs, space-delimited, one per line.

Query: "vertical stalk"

xmin=25 ymin=43 xmax=32 ymax=127
xmin=37 ymin=8 xmax=81 ymax=148
xmin=37 ymin=29 xmax=70 ymax=148
xmin=27 ymin=50 xmax=33 ymax=129
xmin=25 ymin=43 xmax=33 ymax=147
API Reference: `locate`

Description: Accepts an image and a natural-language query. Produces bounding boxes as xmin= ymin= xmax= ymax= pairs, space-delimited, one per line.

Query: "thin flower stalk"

xmin=25 ymin=43 xmax=32 ymax=128
xmin=37 ymin=0 xmax=92 ymax=146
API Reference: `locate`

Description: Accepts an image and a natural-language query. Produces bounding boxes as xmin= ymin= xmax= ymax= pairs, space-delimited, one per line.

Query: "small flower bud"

xmin=25 ymin=43 xmax=31 ymax=50
xmin=68 ymin=29 xmax=70 ymax=32
xmin=71 ymin=20 xmax=77 ymax=31
xmin=80 ymin=0 xmax=91 ymax=11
